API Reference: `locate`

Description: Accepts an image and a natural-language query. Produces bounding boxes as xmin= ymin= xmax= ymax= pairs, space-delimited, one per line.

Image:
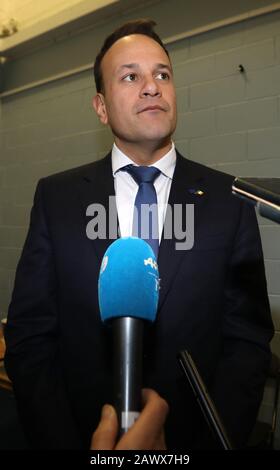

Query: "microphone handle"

xmin=257 ymin=201 xmax=280 ymax=224
xmin=113 ymin=316 xmax=143 ymax=436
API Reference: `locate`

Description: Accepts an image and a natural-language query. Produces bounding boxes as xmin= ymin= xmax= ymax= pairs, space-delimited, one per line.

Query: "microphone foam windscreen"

xmin=98 ymin=237 xmax=159 ymax=323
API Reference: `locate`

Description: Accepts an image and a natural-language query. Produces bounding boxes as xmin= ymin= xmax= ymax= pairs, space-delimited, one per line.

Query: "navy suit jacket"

xmin=5 ymin=151 xmax=274 ymax=449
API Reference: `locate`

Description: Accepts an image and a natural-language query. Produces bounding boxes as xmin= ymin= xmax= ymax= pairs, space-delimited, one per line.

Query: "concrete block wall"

xmin=0 ymin=74 xmax=112 ymax=317
xmin=0 ymin=1 xmax=280 ymax=447
xmin=168 ymin=11 xmax=280 ymax=447
xmin=169 ymin=13 xmax=280 ymax=362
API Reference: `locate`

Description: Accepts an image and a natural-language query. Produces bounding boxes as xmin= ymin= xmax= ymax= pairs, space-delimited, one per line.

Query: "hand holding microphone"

xmin=98 ymin=237 xmax=160 ymax=436
xmin=91 ymin=388 xmax=169 ymax=450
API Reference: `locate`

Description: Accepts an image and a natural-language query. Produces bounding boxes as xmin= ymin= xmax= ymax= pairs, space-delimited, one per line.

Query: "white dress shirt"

xmin=112 ymin=142 xmax=176 ymax=242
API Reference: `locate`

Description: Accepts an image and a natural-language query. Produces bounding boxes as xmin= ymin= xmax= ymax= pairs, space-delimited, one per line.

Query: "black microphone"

xmin=112 ymin=316 xmax=143 ymax=434
xmin=232 ymin=177 xmax=280 ymax=224
xmin=98 ymin=237 xmax=159 ymax=435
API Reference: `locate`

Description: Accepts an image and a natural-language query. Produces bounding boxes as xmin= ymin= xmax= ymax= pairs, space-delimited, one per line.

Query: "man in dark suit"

xmin=4 ymin=19 xmax=274 ymax=449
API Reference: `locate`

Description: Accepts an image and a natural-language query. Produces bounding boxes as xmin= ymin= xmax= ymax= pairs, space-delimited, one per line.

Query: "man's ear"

xmin=92 ymin=93 xmax=108 ymax=125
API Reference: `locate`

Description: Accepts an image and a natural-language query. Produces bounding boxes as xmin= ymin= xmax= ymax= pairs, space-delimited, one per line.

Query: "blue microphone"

xmin=98 ymin=237 xmax=159 ymax=435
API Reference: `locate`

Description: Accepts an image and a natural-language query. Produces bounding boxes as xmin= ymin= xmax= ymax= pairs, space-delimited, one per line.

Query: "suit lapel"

xmin=157 ymin=151 xmax=207 ymax=310
xmin=77 ymin=152 xmax=118 ymax=262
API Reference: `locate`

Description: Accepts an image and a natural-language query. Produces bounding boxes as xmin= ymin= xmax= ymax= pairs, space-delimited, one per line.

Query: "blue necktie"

xmin=120 ymin=165 xmax=161 ymax=257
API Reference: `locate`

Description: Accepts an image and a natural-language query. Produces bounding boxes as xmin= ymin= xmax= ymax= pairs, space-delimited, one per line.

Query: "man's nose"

xmin=140 ymin=76 xmax=161 ymax=98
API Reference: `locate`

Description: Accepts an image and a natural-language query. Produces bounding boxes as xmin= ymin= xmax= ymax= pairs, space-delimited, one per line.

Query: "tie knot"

xmin=121 ymin=164 xmax=161 ymax=186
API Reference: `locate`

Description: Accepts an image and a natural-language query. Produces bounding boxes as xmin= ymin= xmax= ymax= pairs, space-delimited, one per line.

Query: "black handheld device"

xmin=178 ymin=350 xmax=233 ymax=450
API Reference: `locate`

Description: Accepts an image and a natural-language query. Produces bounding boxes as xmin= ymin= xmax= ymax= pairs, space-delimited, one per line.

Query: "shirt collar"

xmin=112 ymin=142 xmax=176 ymax=180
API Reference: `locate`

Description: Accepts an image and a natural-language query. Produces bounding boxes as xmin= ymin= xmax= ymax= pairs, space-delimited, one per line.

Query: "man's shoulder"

xmin=41 ymin=153 xmax=111 ymax=186
xmin=176 ymin=151 xmax=235 ymax=187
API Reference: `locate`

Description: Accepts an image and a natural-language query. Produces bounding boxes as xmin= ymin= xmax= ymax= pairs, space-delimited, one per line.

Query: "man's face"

xmin=93 ymin=34 xmax=177 ymax=149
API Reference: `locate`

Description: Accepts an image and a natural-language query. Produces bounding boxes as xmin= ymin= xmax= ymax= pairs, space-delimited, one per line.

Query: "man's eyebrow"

xmin=117 ymin=63 xmax=139 ymax=72
xmin=155 ymin=63 xmax=172 ymax=71
xmin=116 ymin=63 xmax=172 ymax=73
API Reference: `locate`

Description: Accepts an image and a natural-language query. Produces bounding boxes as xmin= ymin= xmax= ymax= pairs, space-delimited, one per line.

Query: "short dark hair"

xmin=93 ymin=18 xmax=170 ymax=94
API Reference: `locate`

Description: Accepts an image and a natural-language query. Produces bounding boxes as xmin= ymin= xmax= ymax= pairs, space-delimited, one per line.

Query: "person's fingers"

xmin=141 ymin=388 xmax=168 ymax=413
xmin=140 ymin=389 xmax=169 ymax=450
xmin=91 ymin=404 xmax=118 ymax=450
xmin=115 ymin=388 xmax=169 ymax=450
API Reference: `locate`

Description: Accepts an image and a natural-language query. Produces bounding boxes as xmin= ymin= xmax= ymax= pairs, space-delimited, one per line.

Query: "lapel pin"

xmin=187 ymin=188 xmax=205 ymax=196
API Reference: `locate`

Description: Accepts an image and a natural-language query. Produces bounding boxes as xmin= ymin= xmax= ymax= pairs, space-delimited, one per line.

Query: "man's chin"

xmin=136 ymin=135 xmax=173 ymax=151
xmin=136 ymin=126 xmax=174 ymax=142
xmin=114 ymin=127 xmax=175 ymax=149
xmin=142 ymin=133 xmax=173 ymax=145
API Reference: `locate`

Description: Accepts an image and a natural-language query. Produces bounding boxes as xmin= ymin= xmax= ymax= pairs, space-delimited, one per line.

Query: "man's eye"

xmin=123 ymin=74 xmax=137 ymax=82
xmin=156 ymin=72 xmax=170 ymax=80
